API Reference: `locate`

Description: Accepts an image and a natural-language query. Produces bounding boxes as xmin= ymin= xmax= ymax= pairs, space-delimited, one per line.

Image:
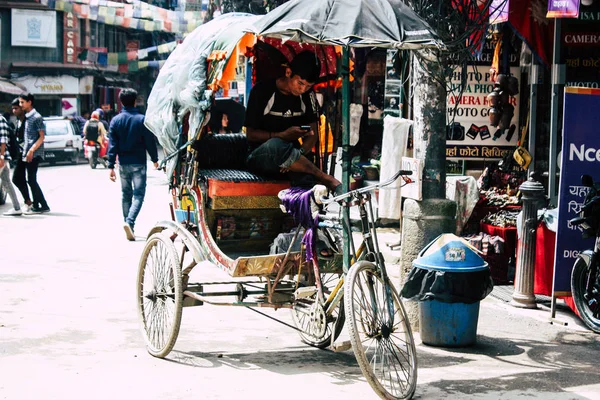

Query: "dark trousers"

xmin=12 ymin=158 xmax=48 ymax=208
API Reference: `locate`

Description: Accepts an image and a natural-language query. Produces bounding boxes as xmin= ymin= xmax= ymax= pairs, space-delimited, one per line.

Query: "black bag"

xmin=85 ymin=119 xmax=100 ymax=142
xmin=6 ymin=123 xmax=21 ymax=161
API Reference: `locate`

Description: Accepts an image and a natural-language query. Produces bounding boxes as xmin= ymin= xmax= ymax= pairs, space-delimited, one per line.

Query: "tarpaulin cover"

xmin=144 ymin=13 xmax=260 ymax=178
xmin=401 ymin=234 xmax=494 ymax=304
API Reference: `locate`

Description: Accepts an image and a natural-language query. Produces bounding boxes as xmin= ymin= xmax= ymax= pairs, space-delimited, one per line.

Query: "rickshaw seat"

xmin=195 ymin=133 xmax=290 ymax=205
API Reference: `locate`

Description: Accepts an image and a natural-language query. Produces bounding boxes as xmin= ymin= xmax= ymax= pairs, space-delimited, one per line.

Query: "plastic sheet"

xmin=144 ymin=13 xmax=260 ymax=178
xmin=400 ymin=267 xmax=494 ymax=304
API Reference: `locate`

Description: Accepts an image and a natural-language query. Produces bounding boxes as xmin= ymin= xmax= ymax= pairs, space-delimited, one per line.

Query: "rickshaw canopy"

xmin=249 ymin=0 xmax=443 ymax=49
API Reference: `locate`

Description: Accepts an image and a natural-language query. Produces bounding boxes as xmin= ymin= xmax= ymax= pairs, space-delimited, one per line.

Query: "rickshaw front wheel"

xmin=137 ymin=232 xmax=184 ymax=358
xmin=345 ymin=261 xmax=417 ymax=400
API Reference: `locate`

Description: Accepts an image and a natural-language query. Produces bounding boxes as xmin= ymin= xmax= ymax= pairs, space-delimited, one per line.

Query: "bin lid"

xmin=412 ymin=233 xmax=488 ymax=272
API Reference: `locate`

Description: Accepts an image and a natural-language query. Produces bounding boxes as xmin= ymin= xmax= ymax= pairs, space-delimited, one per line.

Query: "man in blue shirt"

xmin=107 ymin=89 xmax=158 ymax=241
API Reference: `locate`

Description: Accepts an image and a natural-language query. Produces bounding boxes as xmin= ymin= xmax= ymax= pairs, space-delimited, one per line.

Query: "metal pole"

xmin=511 ymin=175 xmax=545 ymax=308
xmin=548 ymin=19 xmax=563 ymax=204
xmin=341 ymin=47 xmax=351 ymax=272
xmin=528 ymin=62 xmax=538 ymax=176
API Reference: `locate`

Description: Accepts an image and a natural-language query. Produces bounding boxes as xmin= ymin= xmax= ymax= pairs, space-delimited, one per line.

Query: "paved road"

xmin=1 ymin=162 xmax=600 ymax=400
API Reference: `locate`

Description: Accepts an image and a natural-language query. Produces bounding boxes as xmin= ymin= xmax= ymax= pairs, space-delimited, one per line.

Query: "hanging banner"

xmin=64 ymin=11 xmax=79 ymax=63
xmin=446 ymin=65 xmax=520 ymax=160
xmin=553 ymin=87 xmax=600 ymax=294
xmin=547 ymin=0 xmax=581 ymax=18
xmin=489 ymin=0 xmax=509 ymax=24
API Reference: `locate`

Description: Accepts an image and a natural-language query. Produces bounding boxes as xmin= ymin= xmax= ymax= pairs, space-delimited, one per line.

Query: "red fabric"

xmin=532 ymin=223 xmax=579 ymax=317
xmin=262 ymin=38 xmax=338 ymax=79
xmin=451 ymin=0 xmax=488 ymax=55
xmin=562 ymin=295 xmax=580 ymax=317
xmin=534 ymin=223 xmax=555 ymax=296
xmin=508 ymin=0 xmax=554 ymax=66
xmin=480 ymin=223 xmax=517 ymax=259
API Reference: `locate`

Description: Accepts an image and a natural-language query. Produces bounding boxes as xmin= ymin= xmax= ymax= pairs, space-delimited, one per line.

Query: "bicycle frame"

xmin=317 ymin=169 xmax=412 ymax=335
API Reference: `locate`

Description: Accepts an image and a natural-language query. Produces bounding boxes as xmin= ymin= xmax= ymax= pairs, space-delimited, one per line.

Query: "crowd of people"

xmin=0 ymin=89 xmax=158 ymax=243
xmin=0 ymin=93 xmax=49 ymax=216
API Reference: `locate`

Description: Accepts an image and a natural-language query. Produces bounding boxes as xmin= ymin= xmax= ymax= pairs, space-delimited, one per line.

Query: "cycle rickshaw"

xmin=138 ymin=5 xmax=443 ymax=399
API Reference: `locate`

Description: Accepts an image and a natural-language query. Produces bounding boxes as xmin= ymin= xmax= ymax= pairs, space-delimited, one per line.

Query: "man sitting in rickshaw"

xmin=245 ymin=51 xmax=342 ymax=195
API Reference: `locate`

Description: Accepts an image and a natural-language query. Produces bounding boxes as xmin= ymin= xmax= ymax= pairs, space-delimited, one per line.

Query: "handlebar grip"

xmin=398 ymin=170 xmax=412 ymax=176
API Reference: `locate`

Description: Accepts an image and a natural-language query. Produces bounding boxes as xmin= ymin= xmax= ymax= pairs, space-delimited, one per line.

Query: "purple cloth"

xmin=281 ymin=187 xmax=318 ymax=262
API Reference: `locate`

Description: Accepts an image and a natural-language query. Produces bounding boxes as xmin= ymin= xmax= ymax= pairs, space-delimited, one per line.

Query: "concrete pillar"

xmin=511 ymin=175 xmax=545 ymax=308
xmin=400 ymin=198 xmax=457 ymax=330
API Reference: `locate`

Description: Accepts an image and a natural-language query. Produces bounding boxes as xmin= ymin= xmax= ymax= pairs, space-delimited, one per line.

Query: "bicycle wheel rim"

xmin=346 ymin=261 xmax=417 ymax=400
xmin=137 ymin=233 xmax=183 ymax=357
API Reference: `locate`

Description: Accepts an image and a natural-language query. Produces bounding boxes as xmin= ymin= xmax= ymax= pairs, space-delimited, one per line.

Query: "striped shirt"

xmin=23 ymin=108 xmax=45 ymax=161
xmin=0 ymin=115 xmax=10 ymax=161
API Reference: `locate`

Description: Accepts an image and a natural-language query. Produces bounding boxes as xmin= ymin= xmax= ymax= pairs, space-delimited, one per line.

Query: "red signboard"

xmin=64 ymin=12 xmax=79 ymax=64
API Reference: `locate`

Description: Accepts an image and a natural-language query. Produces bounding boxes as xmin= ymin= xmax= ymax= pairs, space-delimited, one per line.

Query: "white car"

xmin=43 ymin=117 xmax=83 ymax=165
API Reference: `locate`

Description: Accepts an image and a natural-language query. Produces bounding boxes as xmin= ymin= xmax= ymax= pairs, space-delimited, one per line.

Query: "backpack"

xmin=85 ymin=119 xmax=100 ymax=142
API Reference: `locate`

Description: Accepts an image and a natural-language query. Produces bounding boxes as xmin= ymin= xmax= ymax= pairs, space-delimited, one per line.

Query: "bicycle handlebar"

xmin=321 ymin=169 xmax=413 ymax=205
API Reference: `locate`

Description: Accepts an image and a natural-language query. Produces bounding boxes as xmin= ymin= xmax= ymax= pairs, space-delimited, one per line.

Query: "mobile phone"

xmin=300 ymin=125 xmax=311 ymax=131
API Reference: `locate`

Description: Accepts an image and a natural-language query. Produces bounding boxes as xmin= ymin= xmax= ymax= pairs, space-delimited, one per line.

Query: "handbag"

xmin=513 ymin=112 xmax=532 ymax=169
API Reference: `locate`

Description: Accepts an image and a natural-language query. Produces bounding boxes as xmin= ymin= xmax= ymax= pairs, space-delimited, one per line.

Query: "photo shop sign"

xmin=446 ymin=65 xmax=520 ymax=160
xmin=553 ymin=87 xmax=600 ymax=294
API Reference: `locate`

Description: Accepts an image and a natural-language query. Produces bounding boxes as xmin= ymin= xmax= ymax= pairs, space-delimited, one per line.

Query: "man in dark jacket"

xmin=107 ymin=89 xmax=158 ymax=241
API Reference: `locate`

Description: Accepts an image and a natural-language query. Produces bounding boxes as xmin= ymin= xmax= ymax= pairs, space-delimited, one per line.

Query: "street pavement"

xmin=1 ymin=161 xmax=600 ymax=400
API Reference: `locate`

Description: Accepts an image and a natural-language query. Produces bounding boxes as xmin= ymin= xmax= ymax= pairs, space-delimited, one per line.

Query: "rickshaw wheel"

xmin=137 ymin=232 xmax=183 ymax=358
xmin=291 ymin=272 xmax=345 ymax=349
xmin=345 ymin=261 xmax=417 ymax=400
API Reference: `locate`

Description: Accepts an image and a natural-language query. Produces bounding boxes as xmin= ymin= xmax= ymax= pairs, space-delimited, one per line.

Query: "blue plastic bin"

xmin=419 ymin=300 xmax=480 ymax=347
xmin=410 ymin=234 xmax=490 ymax=347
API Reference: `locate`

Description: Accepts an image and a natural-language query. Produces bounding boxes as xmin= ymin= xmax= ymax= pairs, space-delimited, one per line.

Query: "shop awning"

xmin=0 ymin=78 xmax=27 ymax=95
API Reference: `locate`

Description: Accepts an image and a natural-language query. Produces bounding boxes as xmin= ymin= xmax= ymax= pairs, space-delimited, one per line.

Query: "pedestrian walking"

xmin=107 ymin=88 xmax=158 ymax=241
xmin=0 ymin=114 xmax=22 ymax=216
xmin=12 ymin=93 xmax=50 ymax=214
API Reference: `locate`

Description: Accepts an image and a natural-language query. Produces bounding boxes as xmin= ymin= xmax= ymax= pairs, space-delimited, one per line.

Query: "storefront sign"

xmin=547 ymin=0 xmax=581 ymax=18
xmin=553 ymin=87 xmax=600 ymax=294
xmin=401 ymin=157 xmax=423 ymax=201
xmin=61 ymin=97 xmax=78 ymax=116
xmin=14 ymin=75 xmax=79 ymax=95
xmin=11 ymin=9 xmax=57 ymax=48
xmin=489 ymin=0 xmax=509 ymax=24
xmin=64 ymin=12 xmax=79 ymax=64
xmin=79 ymin=76 xmax=94 ymax=94
xmin=563 ymin=1 xmax=600 ymax=88
xmin=446 ymin=66 xmax=520 ymax=160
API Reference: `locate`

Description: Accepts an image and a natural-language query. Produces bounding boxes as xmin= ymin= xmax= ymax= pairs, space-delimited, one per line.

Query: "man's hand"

xmin=280 ymin=126 xmax=310 ymax=142
xmin=153 ymin=162 xmax=159 ymax=170
xmin=26 ymin=149 xmax=34 ymax=163
xmin=109 ymin=168 xmax=117 ymax=182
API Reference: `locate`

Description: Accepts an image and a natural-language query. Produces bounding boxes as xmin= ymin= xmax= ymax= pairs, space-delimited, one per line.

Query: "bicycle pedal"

xmin=331 ymin=341 xmax=352 ymax=352
xmin=294 ymin=286 xmax=317 ymax=299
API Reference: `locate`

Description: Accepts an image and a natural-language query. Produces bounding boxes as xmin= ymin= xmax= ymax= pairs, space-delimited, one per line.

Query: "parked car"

xmin=43 ymin=117 xmax=83 ymax=165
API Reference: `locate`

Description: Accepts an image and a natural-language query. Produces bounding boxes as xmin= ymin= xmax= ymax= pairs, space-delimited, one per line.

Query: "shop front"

xmin=12 ymin=75 xmax=94 ymax=117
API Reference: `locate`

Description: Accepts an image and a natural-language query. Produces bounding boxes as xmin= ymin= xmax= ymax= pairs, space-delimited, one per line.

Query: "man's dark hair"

xmin=11 ymin=98 xmax=21 ymax=107
xmin=290 ymin=51 xmax=321 ymax=83
xmin=18 ymin=93 xmax=35 ymax=105
xmin=119 ymin=88 xmax=138 ymax=107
